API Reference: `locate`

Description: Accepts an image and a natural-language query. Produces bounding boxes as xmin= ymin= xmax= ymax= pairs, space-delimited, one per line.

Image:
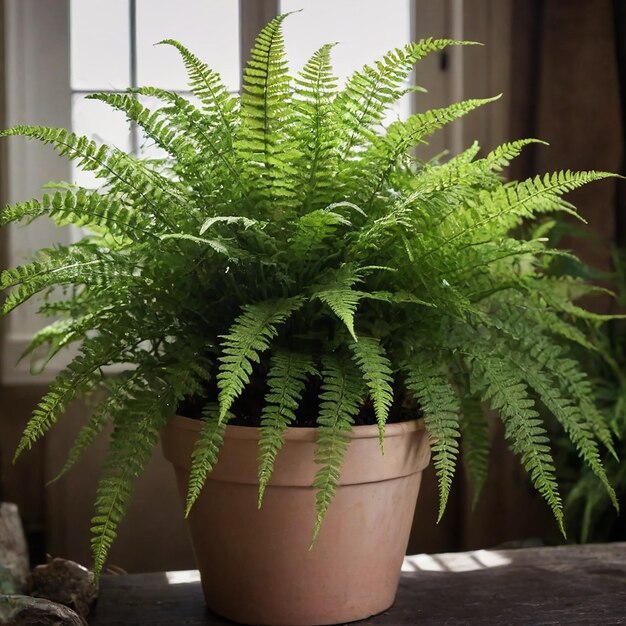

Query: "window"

xmin=70 ymin=0 xmax=241 ymax=185
xmin=4 ymin=0 xmax=494 ymax=383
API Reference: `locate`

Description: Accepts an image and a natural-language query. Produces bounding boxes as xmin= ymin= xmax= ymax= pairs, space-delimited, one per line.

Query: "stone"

xmin=0 ymin=568 xmax=15 ymax=596
xmin=0 ymin=594 xmax=85 ymax=625
xmin=29 ymin=558 xmax=98 ymax=622
xmin=0 ymin=503 xmax=29 ymax=592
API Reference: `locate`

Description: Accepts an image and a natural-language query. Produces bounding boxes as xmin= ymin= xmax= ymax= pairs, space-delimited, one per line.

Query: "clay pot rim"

xmin=172 ymin=414 xmax=424 ymax=441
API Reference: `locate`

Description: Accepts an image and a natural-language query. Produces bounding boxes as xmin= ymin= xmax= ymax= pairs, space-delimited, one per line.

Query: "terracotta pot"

xmin=161 ymin=415 xmax=430 ymax=626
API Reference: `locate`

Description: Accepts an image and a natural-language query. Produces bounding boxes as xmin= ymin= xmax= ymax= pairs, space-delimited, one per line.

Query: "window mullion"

xmin=239 ymin=0 xmax=279 ymax=78
xmin=129 ymin=0 xmax=140 ymax=155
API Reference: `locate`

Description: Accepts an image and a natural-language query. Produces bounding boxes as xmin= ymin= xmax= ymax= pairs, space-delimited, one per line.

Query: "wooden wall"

xmin=0 ymin=387 xmax=195 ymax=572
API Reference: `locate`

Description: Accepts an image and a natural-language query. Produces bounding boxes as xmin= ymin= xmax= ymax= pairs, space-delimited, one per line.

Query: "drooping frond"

xmin=459 ymin=392 xmax=491 ymax=509
xmin=466 ymin=344 xmax=564 ymax=533
xmin=311 ymin=264 xmax=363 ymax=340
xmin=312 ymin=356 xmax=365 ymax=541
xmin=87 ymin=92 xmax=196 ymax=163
xmin=349 ymin=336 xmax=394 ymax=449
xmin=13 ymin=335 xmax=123 ymax=459
xmin=217 ymin=297 xmax=305 ymax=419
xmin=20 ymin=314 xmax=98 ymax=376
xmin=91 ymin=402 xmax=165 ymax=576
xmin=49 ymin=372 xmax=137 ymax=483
xmin=0 ymin=125 xmax=185 ymax=232
xmin=404 ymin=357 xmax=461 ymax=520
xmin=475 ymin=170 xmax=617 ymax=233
xmin=257 ymin=352 xmax=317 ymax=506
xmin=1 ymin=188 xmax=153 ymax=241
xmin=89 ymin=356 xmax=207 ymax=576
xmin=541 ymin=337 xmax=618 ymax=455
xmin=510 ymin=340 xmax=618 ymax=510
xmin=0 ymin=246 xmax=124 ymax=315
xmin=185 ymin=404 xmax=228 ymax=516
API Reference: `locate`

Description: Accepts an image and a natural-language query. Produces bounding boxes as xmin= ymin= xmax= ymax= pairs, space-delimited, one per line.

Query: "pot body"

xmin=161 ymin=415 xmax=430 ymax=626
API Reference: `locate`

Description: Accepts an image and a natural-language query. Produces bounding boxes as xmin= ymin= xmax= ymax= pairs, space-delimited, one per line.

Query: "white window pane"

xmin=70 ymin=0 xmax=130 ymax=90
xmin=280 ymin=0 xmax=412 ymax=122
xmin=136 ymin=0 xmax=240 ymax=92
xmin=71 ymin=94 xmax=132 ymax=189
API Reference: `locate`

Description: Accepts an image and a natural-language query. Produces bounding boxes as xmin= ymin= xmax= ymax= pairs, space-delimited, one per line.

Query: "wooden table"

xmin=92 ymin=542 xmax=626 ymax=625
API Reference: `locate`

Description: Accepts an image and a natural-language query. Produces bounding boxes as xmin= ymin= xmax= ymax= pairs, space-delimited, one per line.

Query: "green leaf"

xmin=217 ymin=297 xmax=305 ymax=420
xmin=311 ymin=265 xmax=363 ymax=341
xmin=312 ymin=356 xmax=364 ymax=542
xmin=185 ymin=404 xmax=228 ymax=516
xmin=349 ymin=337 xmax=394 ymax=450
xmin=404 ymin=356 xmax=461 ymax=521
xmin=257 ymin=352 xmax=317 ymax=506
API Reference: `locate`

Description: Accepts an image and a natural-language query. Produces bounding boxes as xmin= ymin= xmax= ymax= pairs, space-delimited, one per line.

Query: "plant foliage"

xmin=0 ymin=14 xmax=619 ymax=574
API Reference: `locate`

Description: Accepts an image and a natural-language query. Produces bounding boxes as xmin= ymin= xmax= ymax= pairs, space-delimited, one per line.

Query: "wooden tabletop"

xmin=91 ymin=542 xmax=626 ymax=625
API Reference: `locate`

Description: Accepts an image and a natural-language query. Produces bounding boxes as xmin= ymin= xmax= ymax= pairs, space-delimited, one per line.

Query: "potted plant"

xmin=0 ymin=13 xmax=618 ymax=626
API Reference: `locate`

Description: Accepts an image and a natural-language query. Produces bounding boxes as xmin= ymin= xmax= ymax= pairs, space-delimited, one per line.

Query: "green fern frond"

xmin=404 ymin=357 xmax=461 ymax=521
xmin=185 ymin=404 xmax=228 ymax=516
xmin=349 ymin=336 xmax=394 ymax=449
xmin=534 ymin=309 xmax=600 ymax=353
xmin=14 ymin=377 xmax=92 ymax=460
xmin=293 ymin=43 xmax=338 ymax=210
xmin=289 ymin=209 xmax=350 ymax=261
xmin=0 ymin=126 xmax=190 ymax=232
xmin=459 ymin=392 xmax=491 ymax=509
xmin=157 ymin=39 xmax=237 ymax=136
xmin=1 ymin=249 xmax=119 ymax=315
xmin=540 ymin=344 xmax=618 ymax=460
xmin=312 ymin=356 xmax=365 ymax=542
xmin=510 ymin=341 xmax=617 ymax=510
xmin=357 ymin=97 xmax=500 ymax=205
xmin=90 ymin=354 xmax=209 ymax=576
xmin=48 ymin=372 xmax=137 ymax=483
xmin=217 ymin=296 xmax=305 ymax=419
xmin=13 ymin=336 xmax=123 ymax=459
xmin=258 ymin=352 xmax=316 ymax=506
xmin=1 ymin=188 xmax=153 ymax=241
xmin=484 ymin=138 xmax=548 ymax=172
xmin=237 ymin=13 xmax=299 ymax=212
xmin=478 ymin=170 xmax=618 ymax=232
xmin=131 ymin=86 xmax=246 ymax=206
xmin=158 ymin=233 xmax=230 ymax=255
xmin=467 ymin=346 xmax=564 ymax=533
xmin=91 ymin=405 xmax=166 ymax=576
xmin=200 ymin=216 xmax=261 ymax=235
xmin=311 ymin=264 xmax=363 ymax=340
xmin=19 ymin=315 xmax=96 ymax=374
xmin=531 ymin=276 xmax=624 ymax=324
xmin=335 ymin=39 xmax=478 ymax=158
xmin=87 ymin=92 xmax=196 ymax=162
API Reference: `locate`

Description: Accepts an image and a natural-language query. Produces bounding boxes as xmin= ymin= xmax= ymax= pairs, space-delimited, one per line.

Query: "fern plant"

xmin=0 ymin=13 xmax=620 ymax=574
